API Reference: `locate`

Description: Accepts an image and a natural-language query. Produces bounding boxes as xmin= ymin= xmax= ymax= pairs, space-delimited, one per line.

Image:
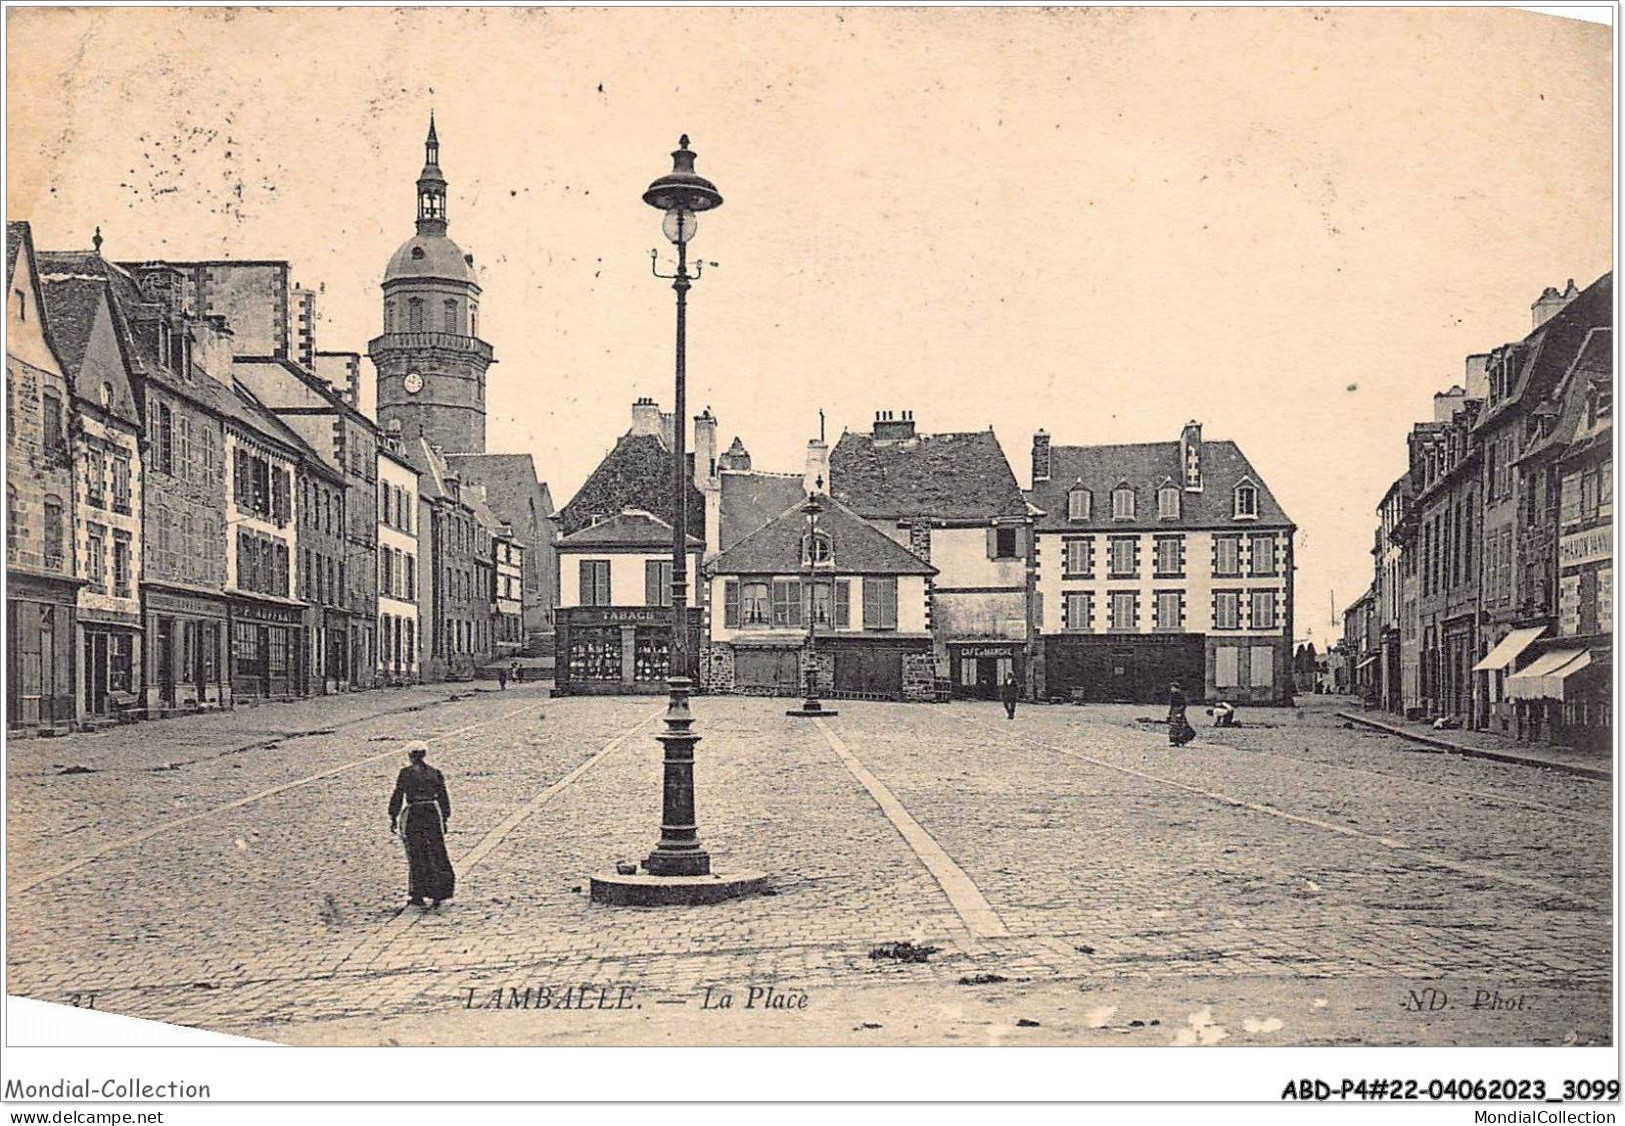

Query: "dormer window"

xmin=1111 ymin=484 xmax=1135 ymax=520
xmin=1067 ymin=485 xmax=1092 ymax=522
xmin=1234 ymin=481 xmax=1259 ymax=520
xmin=411 ymin=245 xmax=426 ymax=260
xmin=803 ymin=531 xmax=833 ymax=566
xmin=1158 ymin=484 xmax=1181 ymax=520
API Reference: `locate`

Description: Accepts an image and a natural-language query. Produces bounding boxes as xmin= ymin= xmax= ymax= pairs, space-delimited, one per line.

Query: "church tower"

xmin=369 ymin=114 xmax=494 ymax=453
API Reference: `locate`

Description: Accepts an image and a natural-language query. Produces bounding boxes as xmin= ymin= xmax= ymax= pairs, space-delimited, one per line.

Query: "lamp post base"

xmin=786 ymin=702 xmax=839 ymax=717
xmin=590 ymin=870 xmax=769 ymax=907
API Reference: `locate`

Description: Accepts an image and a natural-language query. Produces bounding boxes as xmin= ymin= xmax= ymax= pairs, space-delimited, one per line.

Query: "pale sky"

xmin=7 ymin=7 xmax=1612 ymax=645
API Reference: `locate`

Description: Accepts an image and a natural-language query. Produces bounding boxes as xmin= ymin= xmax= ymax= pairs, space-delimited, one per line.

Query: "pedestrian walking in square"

xmin=388 ymin=743 xmax=455 ymax=908
xmin=496 ymin=664 xmax=508 ymax=690
xmin=1167 ymin=681 xmax=1196 ymax=746
xmin=1001 ymin=671 xmax=1020 ymax=720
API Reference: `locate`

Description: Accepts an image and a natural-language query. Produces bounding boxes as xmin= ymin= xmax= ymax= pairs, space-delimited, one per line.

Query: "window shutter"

xmin=596 ymin=562 xmax=611 ymax=607
xmin=835 ymin=580 xmax=850 ymax=629
xmin=986 ymin=526 xmax=998 ymax=559
xmin=1251 ymin=646 xmax=1274 ymax=688
xmin=646 ymin=559 xmax=661 ymax=607
xmin=724 ymin=580 xmax=740 ymax=628
xmin=869 ymin=577 xmax=898 ymax=629
xmin=579 ymin=560 xmax=594 ymax=606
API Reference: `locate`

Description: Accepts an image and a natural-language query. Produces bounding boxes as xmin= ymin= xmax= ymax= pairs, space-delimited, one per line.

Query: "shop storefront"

xmin=7 ymin=573 xmax=81 ymax=734
xmin=1041 ymin=633 xmax=1207 ymax=704
xmin=555 ymin=606 xmax=700 ymax=696
xmin=305 ymin=607 xmax=353 ymax=695
xmin=1505 ymin=640 xmax=1610 ymax=749
xmin=143 ymin=585 xmax=230 ymax=714
xmin=950 ymin=640 xmax=1029 ymax=701
xmin=826 ymin=635 xmax=934 ymax=701
xmin=79 ymin=608 xmax=142 ymax=724
xmin=229 ymin=595 xmax=306 ymax=701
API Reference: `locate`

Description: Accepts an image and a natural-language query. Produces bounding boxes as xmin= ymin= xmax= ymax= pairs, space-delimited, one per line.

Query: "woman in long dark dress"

xmin=388 ymin=744 xmax=455 ymax=907
xmin=1167 ymin=681 xmax=1196 ymax=747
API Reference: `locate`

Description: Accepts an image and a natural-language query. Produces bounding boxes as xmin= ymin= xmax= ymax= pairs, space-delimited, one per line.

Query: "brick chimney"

xmin=192 ymin=315 xmax=234 ymax=386
xmin=718 ymin=436 xmax=752 ymax=472
xmin=1180 ymin=420 xmax=1203 ymax=492
xmin=872 ymin=409 xmax=916 ymax=441
xmin=1032 ymin=429 xmax=1051 ymax=484
xmin=805 ymin=439 xmax=830 ymax=496
xmin=293 ymin=285 xmax=317 ymax=369
xmin=693 ymin=406 xmax=719 ymax=489
xmin=1463 ymin=353 xmax=1490 ymax=402
xmin=1532 ymin=281 xmax=1577 ymax=330
xmin=630 ymin=396 xmax=663 ymax=437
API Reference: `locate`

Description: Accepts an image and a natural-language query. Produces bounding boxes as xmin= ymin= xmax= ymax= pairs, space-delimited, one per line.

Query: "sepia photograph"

xmin=0 ymin=1 xmax=1617 ymax=1114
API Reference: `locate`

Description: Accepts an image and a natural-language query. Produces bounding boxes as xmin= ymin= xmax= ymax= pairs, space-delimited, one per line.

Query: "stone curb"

xmin=1335 ymin=711 xmax=1610 ymax=780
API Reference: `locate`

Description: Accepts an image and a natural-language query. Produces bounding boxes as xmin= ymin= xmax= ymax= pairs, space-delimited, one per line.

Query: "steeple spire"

xmin=416 ymin=112 xmax=448 ymax=235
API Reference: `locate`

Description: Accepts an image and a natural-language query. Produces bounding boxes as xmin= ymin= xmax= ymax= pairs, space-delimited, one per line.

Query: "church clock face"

xmin=403 ymin=371 xmax=424 ymax=394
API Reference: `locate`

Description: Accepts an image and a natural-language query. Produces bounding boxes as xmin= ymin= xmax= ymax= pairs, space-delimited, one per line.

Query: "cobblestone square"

xmin=5 ymin=688 xmax=1612 ymax=1046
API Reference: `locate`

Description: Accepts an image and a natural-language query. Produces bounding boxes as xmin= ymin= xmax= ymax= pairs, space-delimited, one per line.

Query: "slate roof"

xmin=557 ymin=509 xmax=702 ymax=552
xmin=829 ymin=428 xmax=1028 ymax=522
xmin=6 ymin=222 xmax=24 ymax=286
xmin=446 ymin=452 xmax=555 ymax=546
xmin=34 ymin=249 xmax=331 ymax=471
xmin=10 ymin=223 xmax=68 ymax=372
xmin=465 ymin=486 xmax=506 ymax=539
xmin=718 ymin=470 xmax=808 ymax=551
xmin=1026 ymin=439 xmax=1292 ymax=533
xmin=230 ymin=379 xmax=345 ymax=484
xmin=403 ymin=437 xmax=450 ymax=502
xmin=38 ymin=276 xmax=140 ymax=427
xmin=559 ymin=431 xmax=705 ymax=541
xmin=711 ymin=495 xmax=937 ymax=577
xmin=1534 ymin=327 xmax=1613 ymax=465
xmin=1476 ymin=272 xmax=1612 ymax=432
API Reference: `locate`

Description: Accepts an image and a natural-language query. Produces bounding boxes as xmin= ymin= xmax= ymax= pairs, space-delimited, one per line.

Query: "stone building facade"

xmin=703 ymin=493 xmax=938 ymax=702
xmin=6 ymin=223 xmax=81 ymax=734
xmin=830 ymin=411 xmax=1034 ymax=701
xmin=1028 ymin=421 xmax=1296 ymax=705
xmin=39 ymin=273 xmax=146 ymax=724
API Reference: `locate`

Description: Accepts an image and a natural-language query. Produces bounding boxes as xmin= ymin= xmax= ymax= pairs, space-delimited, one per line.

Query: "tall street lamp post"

xmin=591 ymin=135 xmax=766 ymax=907
xmin=787 ymin=483 xmax=837 ymax=718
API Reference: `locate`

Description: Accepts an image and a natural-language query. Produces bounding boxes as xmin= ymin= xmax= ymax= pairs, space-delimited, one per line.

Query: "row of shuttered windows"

xmin=1060 ymin=589 xmax=1279 ymax=632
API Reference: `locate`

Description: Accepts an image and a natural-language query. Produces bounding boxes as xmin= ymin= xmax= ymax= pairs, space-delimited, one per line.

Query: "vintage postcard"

xmin=1 ymin=2 xmax=1616 ymax=1113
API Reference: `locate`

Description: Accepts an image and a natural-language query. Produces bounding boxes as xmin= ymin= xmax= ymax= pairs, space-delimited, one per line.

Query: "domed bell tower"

xmin=369 ymin=113 xmax=494 ymax=454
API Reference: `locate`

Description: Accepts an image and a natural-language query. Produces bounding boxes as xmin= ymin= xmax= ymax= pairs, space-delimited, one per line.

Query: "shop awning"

xmin=1473 ymin=626 xmax=1547 ymax=672
xmin=1355 ymin=653 xmax=1379 ymax=670
xmin=1505 ymin=648 xmax=1589 ymax=701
